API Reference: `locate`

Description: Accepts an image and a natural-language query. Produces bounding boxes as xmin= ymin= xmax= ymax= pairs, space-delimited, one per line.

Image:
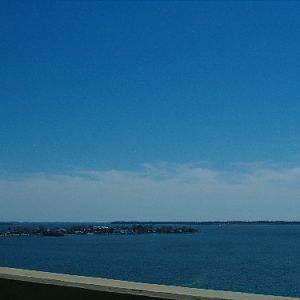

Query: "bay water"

xmin=0 ymin=224 xmax=300 ymax=297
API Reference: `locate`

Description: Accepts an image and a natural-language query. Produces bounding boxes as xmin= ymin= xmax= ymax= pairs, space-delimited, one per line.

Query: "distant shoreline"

xmin=112 ymin=221 xmax=300 ymax=225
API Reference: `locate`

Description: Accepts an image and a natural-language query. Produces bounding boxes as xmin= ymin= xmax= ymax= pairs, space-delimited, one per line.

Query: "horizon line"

xmin=1 ymin=220 xmax=300 ymax=224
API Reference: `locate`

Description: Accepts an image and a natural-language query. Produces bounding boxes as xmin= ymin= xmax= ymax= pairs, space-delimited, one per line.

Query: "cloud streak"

xmin=1 ymin=162 xmax=300 ymax=221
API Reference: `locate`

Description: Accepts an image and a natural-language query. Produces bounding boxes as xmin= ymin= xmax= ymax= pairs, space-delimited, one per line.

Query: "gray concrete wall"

xmin=0 ymin=267 xmax=299 ymax=300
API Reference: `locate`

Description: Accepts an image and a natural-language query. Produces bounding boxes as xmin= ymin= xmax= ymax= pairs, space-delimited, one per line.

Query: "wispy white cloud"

xmin=1 ymin=162 xmax=300 ymax=221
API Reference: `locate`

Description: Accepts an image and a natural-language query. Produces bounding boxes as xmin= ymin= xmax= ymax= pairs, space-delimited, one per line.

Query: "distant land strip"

xmin=0 ymin=222 xmax=18 ymax=226
xmin=111 ymin=221 xmax=300 ymax=225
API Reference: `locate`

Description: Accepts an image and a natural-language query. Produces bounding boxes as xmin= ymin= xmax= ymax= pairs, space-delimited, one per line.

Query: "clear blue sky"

xmin=1 ymin=0 xmax=300 ymax=173
xmin=1 ymin=1 xmax=300 ymax=221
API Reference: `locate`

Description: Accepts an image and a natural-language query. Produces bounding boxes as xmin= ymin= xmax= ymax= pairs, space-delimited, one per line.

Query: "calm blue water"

xmin=1 ymin=224 xmax=300 ymax=297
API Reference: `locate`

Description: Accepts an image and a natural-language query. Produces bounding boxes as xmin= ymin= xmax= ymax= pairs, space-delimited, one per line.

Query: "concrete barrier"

xmin=0 ymin=267 xmax=299 ymax=300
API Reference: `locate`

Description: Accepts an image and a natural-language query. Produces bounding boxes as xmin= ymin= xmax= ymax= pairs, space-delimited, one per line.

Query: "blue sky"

xmin=1 ymin=1 xmax=300 ymax=221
